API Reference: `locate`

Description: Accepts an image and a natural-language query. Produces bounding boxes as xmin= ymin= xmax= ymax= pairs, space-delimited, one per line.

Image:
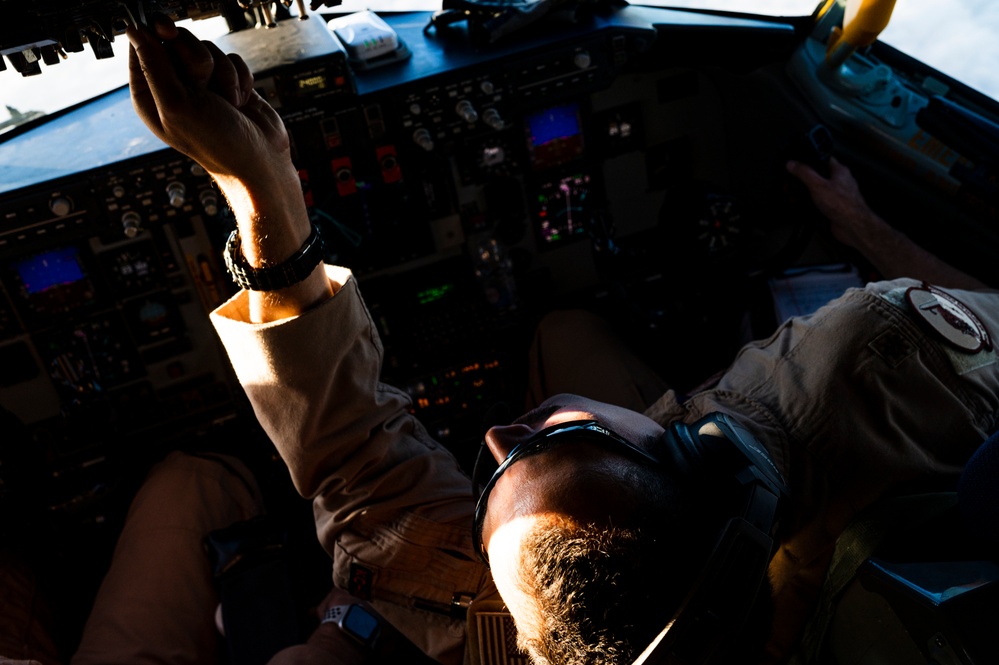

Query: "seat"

xmin=797 ymin=430 xmax=999 ymax=665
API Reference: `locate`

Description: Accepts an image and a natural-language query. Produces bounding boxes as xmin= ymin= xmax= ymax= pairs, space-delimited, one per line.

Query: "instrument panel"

xmin=0 ymin=6 xmax=827 ymax=534
xmin=3 ymin=5 xmax=996 ymax=539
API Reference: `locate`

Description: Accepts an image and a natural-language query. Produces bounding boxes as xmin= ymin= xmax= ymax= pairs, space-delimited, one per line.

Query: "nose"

xmin=484 ymin=424 xmax=536 ymax=463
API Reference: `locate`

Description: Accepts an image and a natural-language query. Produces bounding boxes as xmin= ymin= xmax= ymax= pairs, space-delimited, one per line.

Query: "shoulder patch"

xmin=906 ymin=285 xmax=993 ymax=354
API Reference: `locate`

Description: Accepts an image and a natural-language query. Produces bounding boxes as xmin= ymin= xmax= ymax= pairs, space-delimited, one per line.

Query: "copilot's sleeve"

xmin=210 ymin=265 xmax=495 ymax=665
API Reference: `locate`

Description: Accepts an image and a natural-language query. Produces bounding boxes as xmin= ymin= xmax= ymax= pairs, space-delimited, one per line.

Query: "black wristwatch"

xmin=224 ymin=223 xmax=325 ymax=291
xmin=322 ymin=603 xmax=381 ymax=649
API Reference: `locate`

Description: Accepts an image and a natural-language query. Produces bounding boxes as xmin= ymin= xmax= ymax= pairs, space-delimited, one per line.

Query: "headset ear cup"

xmin=661 ymin=422 xmax=708 ymax=476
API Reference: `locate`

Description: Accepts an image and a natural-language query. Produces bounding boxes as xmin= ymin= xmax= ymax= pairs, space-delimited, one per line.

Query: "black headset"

xmin=470 ymin=408 xmax=786 ymax=664
xmin=633 ymin=412 xmax=788 ymax=665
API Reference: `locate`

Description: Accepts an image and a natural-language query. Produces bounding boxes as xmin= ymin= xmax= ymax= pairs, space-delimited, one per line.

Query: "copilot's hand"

xmin=786 ymin=156 xmax=889 ymax=251
xmin=126 ymin=17 xmax=295 ymax=194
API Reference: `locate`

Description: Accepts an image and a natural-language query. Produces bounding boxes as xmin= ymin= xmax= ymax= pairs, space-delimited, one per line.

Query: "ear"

xmin=484 ymin=424 xmax=534 ymax=463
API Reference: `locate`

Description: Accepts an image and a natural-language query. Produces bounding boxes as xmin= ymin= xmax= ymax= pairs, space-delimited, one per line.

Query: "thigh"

xmin=525 ymin=309 xmax=669 ymax=412
xmin=71 ymin=452 xmax=264 ymax=665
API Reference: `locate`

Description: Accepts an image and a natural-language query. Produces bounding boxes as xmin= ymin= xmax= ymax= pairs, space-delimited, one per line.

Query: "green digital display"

xmin=417 ymin=283 xmax=454 ymax=305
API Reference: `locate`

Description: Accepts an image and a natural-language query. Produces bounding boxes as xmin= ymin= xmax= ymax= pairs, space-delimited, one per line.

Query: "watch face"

xmin=343 ymin=605 xmax=380 ymax=643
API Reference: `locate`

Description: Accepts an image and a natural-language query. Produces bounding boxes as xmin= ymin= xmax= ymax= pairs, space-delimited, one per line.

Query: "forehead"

xmin=511 ymin=422 xmax=661 ymax=477
xmin=489 ymin=439 xmax=648 ymax=533
xmin=528 ymin=394 xmax=664 ymax=444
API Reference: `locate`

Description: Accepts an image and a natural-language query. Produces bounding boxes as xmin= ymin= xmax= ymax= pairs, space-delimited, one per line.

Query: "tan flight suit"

xmin=4 ymin=271 xmax=995 ymax=665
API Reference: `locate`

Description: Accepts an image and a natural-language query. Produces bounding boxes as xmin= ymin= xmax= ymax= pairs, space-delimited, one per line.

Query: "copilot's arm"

xmin=787 ymin=157 xmax=989 ymax=291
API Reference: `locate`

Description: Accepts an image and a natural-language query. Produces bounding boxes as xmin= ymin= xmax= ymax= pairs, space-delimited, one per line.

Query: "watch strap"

xmin=224 ymin=223 xmax=324 ymax=291
xmin=323 ymin=605 xmax=349 ymax=624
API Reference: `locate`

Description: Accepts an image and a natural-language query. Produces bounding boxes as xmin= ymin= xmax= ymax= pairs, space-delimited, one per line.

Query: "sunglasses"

xmin=471 ymin=419 xmax=662 ymax=565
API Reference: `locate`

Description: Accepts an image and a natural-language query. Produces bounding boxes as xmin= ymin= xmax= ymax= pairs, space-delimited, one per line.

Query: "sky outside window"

xmin=2 ymin=1 xmax=998 ymax=126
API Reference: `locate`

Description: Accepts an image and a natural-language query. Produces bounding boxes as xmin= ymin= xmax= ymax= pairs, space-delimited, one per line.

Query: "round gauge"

xmin=696 ymin=193 xmax=749 ymax=253
xmin=658 ymin=185 xmax=808 ymax=276
xmin=536 ymin=173 xmax=593 ymax=245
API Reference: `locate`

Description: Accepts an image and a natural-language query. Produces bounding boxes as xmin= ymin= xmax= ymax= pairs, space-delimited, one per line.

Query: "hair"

xmin=516 ymin=520 xmax=663 ymax=664
xmin=513 ymin=451 xmax=774 ymax=665
xmin=513 ymin=461 xmax=699 ymax=665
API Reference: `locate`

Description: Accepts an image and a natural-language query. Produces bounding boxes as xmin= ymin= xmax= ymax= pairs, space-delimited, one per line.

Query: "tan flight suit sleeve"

xmin=669 ymin=279 xmax=999 ymax=663
xmin=211 ymin=266 xmax=496 ymax=665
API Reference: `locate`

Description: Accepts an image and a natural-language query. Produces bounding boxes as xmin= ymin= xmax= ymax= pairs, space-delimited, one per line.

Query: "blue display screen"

xmin=15 ymin=247 xmax=85 ymax=294
xmin=527 ymin=103 xmax=582 ymax=146
xmin=344 ymin=606 xmax=380 ymax=639
xmin=526 ymin=103 xmax=585 ymax=171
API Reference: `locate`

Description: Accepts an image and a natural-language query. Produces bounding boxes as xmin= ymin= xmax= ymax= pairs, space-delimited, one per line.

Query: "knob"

xmin=49 ymin=196 xmax=73 ymax=217
xmin=480 ymin=80 xmax=495 ymax=95
xmin=199 ymin=190 xmax=219 ymax=217
xmin=482 ymin=145 xmax=505 ymax=167
xmin=190 ymin=163 xmax=207 ymax=177
xmin=482 ymin=108 xmax=505 ymax=131
xmin=112 ymin=185 xmax=126 ymax=199
xmin=336 ymin=167 xmax=353 ymax=183
xmin=413 ymin=128 xmax=435 ymax=152
xmin=573 ymin=51 xmax=592 ymax=69
xmin=455 ymin=100 xmax=478 ymax=124
xmin=409 ymin=103 xmax=422 ymax=115
xmin=121 ymin=211 xmax=142 ymax=238
xmin=166 ymin=181 xmax=186 ymax=208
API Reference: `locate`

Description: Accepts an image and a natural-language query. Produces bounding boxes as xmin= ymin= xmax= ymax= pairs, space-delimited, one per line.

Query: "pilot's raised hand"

xmin=127 ymin=17 xmax=332 ymax=322
xmin=127 ymin=17 xmax=292 ymax=193
xmin=785 ymin=156 xmax=888 ymax=251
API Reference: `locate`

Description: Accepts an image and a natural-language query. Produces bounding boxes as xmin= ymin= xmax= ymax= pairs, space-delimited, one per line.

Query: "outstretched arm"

xmin=127 ymin=17 xmax=333 ymax=322
xmin=786 ymin=157 xmax=989 ymax=290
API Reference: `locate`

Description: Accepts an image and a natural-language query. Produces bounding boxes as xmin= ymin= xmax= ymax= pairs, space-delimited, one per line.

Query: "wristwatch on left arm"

xmin=224 ymin=222 xmax=325 ymax=291
xmin=322 ymin=603 xmax=381 ymax=649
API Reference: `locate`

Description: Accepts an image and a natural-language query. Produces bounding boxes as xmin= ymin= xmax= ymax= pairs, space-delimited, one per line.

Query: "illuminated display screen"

xmin=526 ymin=103 xmax=585 ymax=171
xmin=417 ymin=283 xmax=455 ymax=305
xmin=15 ymin=247 xmax=86 ymax=294
xmin=528 ymin=104 xmax=580 ymax=144
xmin=535 ymin=172 xmax=593 ymax=246
xmin=297 ymin=74 xmax=328 ymax=92
xmin=344 ymin=606 xmax=379 ymax=638
xmin=7 ymin=245 xmax=97 ymax=322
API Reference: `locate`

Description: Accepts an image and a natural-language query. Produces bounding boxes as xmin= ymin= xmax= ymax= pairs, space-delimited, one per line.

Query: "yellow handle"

xmin=826 ymin=0 xmax=897 ymax=65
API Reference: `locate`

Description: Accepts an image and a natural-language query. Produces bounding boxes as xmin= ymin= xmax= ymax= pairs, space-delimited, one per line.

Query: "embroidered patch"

xmin=869 ymin=329 xmax=917 ymax=368
xmin=882 ymin=287 xmax=996 ymax=375
xmin=906 ymin=285 xmax=993 ymax=353
xmin=348 ymin=563 xmax=374 ymax=600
